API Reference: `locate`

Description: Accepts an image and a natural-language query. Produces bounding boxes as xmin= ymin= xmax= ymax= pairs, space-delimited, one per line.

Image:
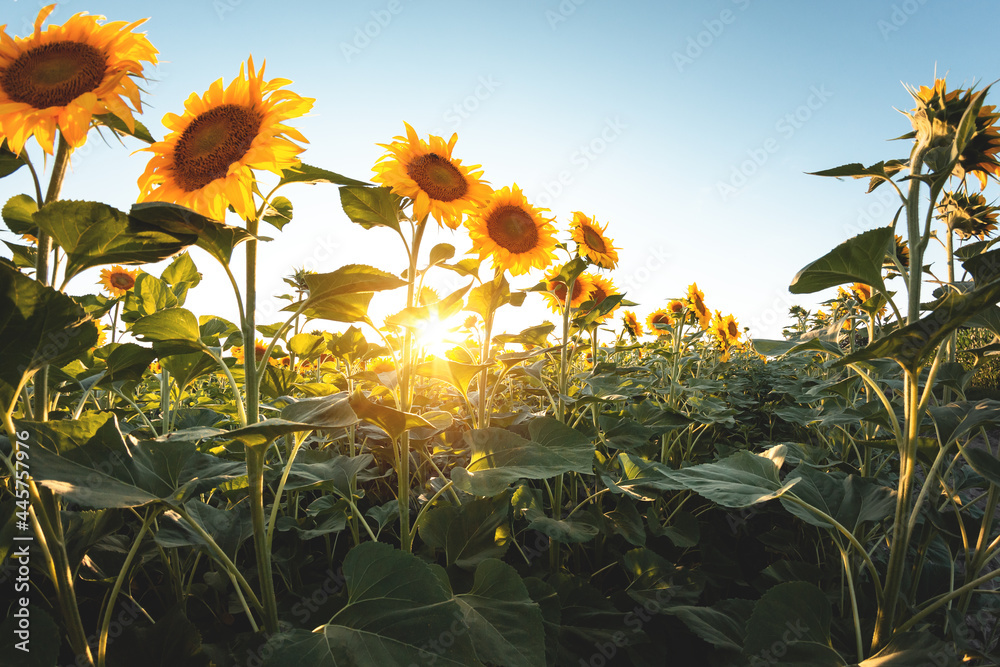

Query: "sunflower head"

xmin=571 ymin=212 xmax=619 ymax=269
xmin=579 ymin=273 xmax=619 ymax=324
xmin=937 ymin=191 xmax=999 ymax=240
xmin=541 ymin=266 xmax=594 ymax=312
xmin=0 ymin=5 xmax=158 ymax=155
xmin=99 ymin=265 xmax=138 ymax=296
xmin=231 ymin=339 xmax=269 ymax=365
xmin=851 ymin=282 xmax=873 ymax=304
xmin=466 ymin=185 xmax=558 ymax=276
xmin=646 ymin=309 xmax=672 ymax=335
xmin=686 ymin=283 xmax=711 ymax=329
xmin=372 ymin=122 xmax=492 ymax=229
xmin=622 ymin=311 xmax=642 ymax=338
xmin=884 ymin=234 xmax=910 ymax=271
xmin=908 ymin=79 xmax=1000 ymax=189
xmin=137 ymin=56 xmax=313 ymax=221
xmin=367 ymin=356 xmax=396 ymax=375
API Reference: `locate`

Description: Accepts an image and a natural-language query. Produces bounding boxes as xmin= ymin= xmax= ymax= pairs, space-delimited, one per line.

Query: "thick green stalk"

xmin=557 ymin=276 xmax=577 ymax=423
xmin=398 ymin=219 xmax=426 ymax=552
xmin=32 ymin=135 xmax=72 ymax=421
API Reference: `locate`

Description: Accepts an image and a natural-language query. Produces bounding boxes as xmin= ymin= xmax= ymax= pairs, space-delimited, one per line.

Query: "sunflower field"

xmin=2 ymin=6 xmax=1000 ymax=667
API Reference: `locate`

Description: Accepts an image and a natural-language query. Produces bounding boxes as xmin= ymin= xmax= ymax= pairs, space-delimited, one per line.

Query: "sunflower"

xmin=622 ymin=311 xmax=642 ymax=338
xmin=937 ymin=191 xmax=999 ymax=240
xmin=92 ymin=321 xmax=107 ymax=348
xmin=137 ymin=56 xmax=313 ymax=221
xmin=722 ymin=313 xmax=741 ymax=344
xmin=909 ymin=79 xmax=1000 ymax=189
xmin=686 ymin=283 xmax=711 ymax=329
xmin=580 ymin=273 xmax=619 ymax=323
xmin=372 ymin=122 xmax=492 ymax=229
xmin=646 ymin=309 xmax=672 ymax=335
xmin=0 ymin=5 xmax=158 ymax=155
xmin=367 ymin=356 xmax=396 ymax=375
xmin=466 ymin=185 xmax=557 ymax=276
xmin=541 ymin=266 xmax=594 ymax=312
xmin=884 ymin=234 xmax=910 ymax=271
xmin=667 ymin=299 xmax=687 ymax=323
xmin=851 ymin=282 xmax=873 ymax=304
xmin=99 ymin=265 xmax=138 ymax=296
xmin=232 ymin=339 xmax=269 ymax=365
xmin=571 ymin=212 xmax=619 ymax=269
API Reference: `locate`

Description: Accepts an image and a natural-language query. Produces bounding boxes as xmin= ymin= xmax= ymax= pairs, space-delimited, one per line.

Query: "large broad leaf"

xmin=524 ymin=507 xmax=601 ymax=544
xmin=452 ymin=418 xmax=595 ymax=496
xmin=33 ymin=200 xmax=196 ymax=282
xmin=132 ymin=308 xmax=204 ymax=350
xmin=549 ymin=574 xmax=648 ymax=665
xmin=155 ymin=499 xmax=252 ymax=557
xmin=262 ymin=541 xmax=480 ymax=666
xmin=278 ymin=453 xmax=377 ymax=495
xmin=28 ymin=413 xmax=245 ymax=508
xmin=347 ymin=391 xmax=431 ymax=441
xmin=454 ymin=559 xmax=546 ymax=667
xmin=665 ymin=599 xmax=754 ymax=653
xmin=646 ymin=447 xmax=798 ymax=508
xmin=3 ymin=193 xmax=37 ymax=234
xmin=961 ymin=446 xmax=1000 ymax=489
xmin=340 ymin=185 xmax=403 ymax=233
xmin=280 ymin=394 xmax=360 ymax=430
xmin=929 ymin=400 xmax=1000 ymax=446
xmin=744 ymin=581 xmax=834 ymax=660
xmin=279 ymin=163 xmax=370 ymax=188
xmin=293 ymin=265 xmax=404 ymax=323
xmin=780 ymin=465 xmax=895 ymax=531
xmin=0 ymin=263 xmax=98 ymax=409
xmin=838 ymin=278 xmax=1000 ymax=372
xmin=417 ymin=494 xmax=510 ymax=569
xmin=106 ymin=606 xmax=212 ymax=667
xmin=0 ymin=140 xmax=26 ymax=178
xmin=789 ymin=226 xmax=893 ymax=295
xmin=128 ymin=201 xmax=254 ymax=265
xmin=415 ymin=356 xmax=491 ymax=396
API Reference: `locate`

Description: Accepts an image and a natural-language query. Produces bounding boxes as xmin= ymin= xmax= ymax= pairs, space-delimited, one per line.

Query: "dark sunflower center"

xmin=486 ymin=205 xmax=538 ymax=254
xmin=406 ymin=153 xmax=468 ymax=202
xmin=2 ymin=41 xmax=107 ymax=109
xmin=582 ymin=226 xmax=607 ymax=252
xmin=171 ymin=103 xmax=263 ymax=192
xmin=652 ymin=313 xmax=670 ymax=325
xmin=727 ymin=321 xmax=739 ymax=338
xmin=109 ymin=272 xmax=135 ymax=290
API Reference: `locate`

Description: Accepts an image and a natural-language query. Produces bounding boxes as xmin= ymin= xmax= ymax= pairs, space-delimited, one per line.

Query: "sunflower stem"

xmin=557 ymin=275 xmax=578 ymax=423
xmin=398 ymin=217 xmax=427 ymax=552
xmin=32 ymin=134 xmax=72 ymax=422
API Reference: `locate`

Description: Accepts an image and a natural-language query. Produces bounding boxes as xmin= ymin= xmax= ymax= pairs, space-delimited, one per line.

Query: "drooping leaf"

xmin=418 ymin=494 xmax=510 ymax=569
xmin=454 ymin=559 xmax=546 ymax=667
xmin=28 ymin=413 xmax=244 ymax=508
xmin=340 ymin=185 xmax=403 ymax=233
xmin=278 ymin=454 xmax=377 ymax=495
xmin=789 ymin=226 xmax=893 ymax=295
xmin=132 ymin=308 xmax=203 ymax=350
xmin=743 ymin=581 xmax=834 ymax=658
xmin=452 ymin=418 xmax=595 ymax=496
xmin=347 ymin=391 xmax=431 ymax=441
xmin=33 ymin=201 xmax=196 ymax=282
xmin=415 ymin=356 xmax=490 ymax=396
xmin=94 ymin=112 xmax=155 ymax=143
xmin=262 ymin=541 xmax=480 ymax=666
xmin=0 ymin=263 xmax=98 ymax=409
xmin=155 ymin=500 xmax=252 ymax=557
xmin=279 ymin=163 xmax=370 ymax=187
xmin=262 ymin=195 xmax=293 ymax=230
xmin=666 ymin=599 xmax=753 ymax=653
xmin=0 ymin=140 xmax=26 ymax=178
xmin=160 ymin=252 xmax=201 ymax=288
xmin=779 ymin=465 xmax=895 ymax=532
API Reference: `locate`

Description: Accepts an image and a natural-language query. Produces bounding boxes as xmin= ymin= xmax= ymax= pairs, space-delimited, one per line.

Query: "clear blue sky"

xmin=4 ymin=0 xmax=1000 ymax=340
